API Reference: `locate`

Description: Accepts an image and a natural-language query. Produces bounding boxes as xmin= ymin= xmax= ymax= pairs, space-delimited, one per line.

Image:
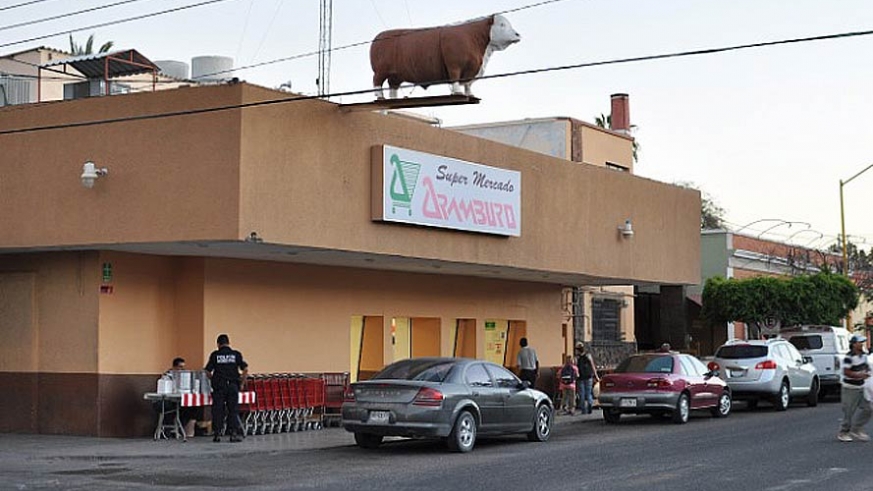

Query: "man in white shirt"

xmin=517 ymin=337 xmax=539 ymax=388
xmin=837 ymin=334 xmax=871 ymax=442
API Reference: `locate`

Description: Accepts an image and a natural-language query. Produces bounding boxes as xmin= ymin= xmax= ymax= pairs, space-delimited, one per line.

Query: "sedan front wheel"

xmin=527 ymin=404 xmax=552 ymax=442
xmin=671 ymin=393 xmax=690 ymax=424
xmin=711 ymin=391 xmax=731 ymax=418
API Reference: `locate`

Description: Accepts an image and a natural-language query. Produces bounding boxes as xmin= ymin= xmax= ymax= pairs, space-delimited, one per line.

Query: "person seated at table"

xmin=157 ymin=357 xmax=200 ymax=438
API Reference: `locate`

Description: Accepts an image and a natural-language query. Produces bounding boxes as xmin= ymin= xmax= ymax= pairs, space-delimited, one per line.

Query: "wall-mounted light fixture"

xmin=81 ymin=161 xmax=108 ymax=189
xmin=619 ymin=219 xmax=634 ymax=238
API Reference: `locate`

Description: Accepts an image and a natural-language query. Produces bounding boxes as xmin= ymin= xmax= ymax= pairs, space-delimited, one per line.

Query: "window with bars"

xmin=592 ymin=297 xmax=622 ymax=342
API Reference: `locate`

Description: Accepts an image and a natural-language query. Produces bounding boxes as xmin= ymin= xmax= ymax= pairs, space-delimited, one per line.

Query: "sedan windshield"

xmin=372 ymin=359 xmax=455 ymax=382
xmin=615 ymin=355 xmax=674 ymax=374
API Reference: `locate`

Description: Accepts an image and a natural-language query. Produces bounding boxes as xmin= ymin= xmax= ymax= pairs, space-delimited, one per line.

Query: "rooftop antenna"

xmin=317 ymin=0 xmax=332 ymax=98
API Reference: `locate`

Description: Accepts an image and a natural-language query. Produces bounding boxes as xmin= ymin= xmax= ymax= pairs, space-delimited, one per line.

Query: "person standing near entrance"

xmin=205 ymin=334 xmax=249 ymax=443
xmin=575 ymin=343 xmax=600 ymax=414
xmin=837 ymin=334 xmax=871 ymax=442
xmin=517 ymin=337 xmax=539 ymax=388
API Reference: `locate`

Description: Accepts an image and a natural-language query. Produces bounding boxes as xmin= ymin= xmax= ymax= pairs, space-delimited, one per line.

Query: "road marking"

xmin=765 ymin=468 xmax=848 ymax=490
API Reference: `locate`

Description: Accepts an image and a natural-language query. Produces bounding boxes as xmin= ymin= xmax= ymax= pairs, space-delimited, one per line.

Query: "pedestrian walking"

xmin=205 ymin=334 xmax=249 ymax=443
xmin=575 ymin=342 xmax=600 ymax=414
xmin=558 ymin=355 xmax=579 ymax=415
xmin=517 ymin=337 xmax=539 ymax=388
xmin=837 ymin=334 xmax=871 ymax=442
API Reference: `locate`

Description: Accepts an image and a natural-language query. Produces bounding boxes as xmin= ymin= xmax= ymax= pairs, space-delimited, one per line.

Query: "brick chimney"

xmin=610 ymin=93 xmax=631 ymax=134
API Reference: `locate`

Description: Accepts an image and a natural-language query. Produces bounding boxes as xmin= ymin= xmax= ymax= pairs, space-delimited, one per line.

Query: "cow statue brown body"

xmin=369 ymin=14 xmax=521 ymax=99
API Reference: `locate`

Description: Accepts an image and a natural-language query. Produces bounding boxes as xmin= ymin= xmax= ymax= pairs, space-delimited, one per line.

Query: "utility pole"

xmin=839 ymin=163 xmax=873 ymax=331
xmin=317 ymin=0 xmax=332 ymax=97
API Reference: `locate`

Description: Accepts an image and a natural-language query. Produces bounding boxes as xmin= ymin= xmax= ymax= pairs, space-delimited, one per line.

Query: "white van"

xmin=780 ymin=325 xmax=850 ymax=399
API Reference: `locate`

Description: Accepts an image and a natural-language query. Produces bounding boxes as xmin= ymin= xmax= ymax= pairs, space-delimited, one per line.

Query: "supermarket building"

xmin=0 ymin=81 xmax=700 ymax=436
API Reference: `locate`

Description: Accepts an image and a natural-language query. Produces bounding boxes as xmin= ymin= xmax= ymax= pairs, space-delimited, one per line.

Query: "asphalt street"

xmin=2 ymin=400 xmax=872 ymax=491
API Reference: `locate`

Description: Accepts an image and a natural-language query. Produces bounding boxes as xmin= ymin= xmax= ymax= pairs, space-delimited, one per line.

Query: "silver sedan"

xmin=342 ymin=357 xmax=553 ymax=452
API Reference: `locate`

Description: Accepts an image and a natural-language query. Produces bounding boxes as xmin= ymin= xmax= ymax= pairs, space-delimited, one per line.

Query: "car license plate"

xmin=368 ymin=410 xmax=390 ymax=424
xmin=619 ymin=398 xmax=637 ymax=408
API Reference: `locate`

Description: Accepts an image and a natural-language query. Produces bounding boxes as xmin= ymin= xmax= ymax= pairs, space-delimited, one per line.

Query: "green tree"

xmin=826 ymin=237 xmax=873 ymax=302
xmin=673 ymin=181 xmax=726 ymax=230
xmin=702 ymin=273 xmax=859 ymax=337
xmin=594 ymin=113 xmax=639 ymax=163
xmin=69 ymin=34 xmax=114 ymax=55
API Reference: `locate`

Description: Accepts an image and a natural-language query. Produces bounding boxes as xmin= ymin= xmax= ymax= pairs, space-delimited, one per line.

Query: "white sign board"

xmin=372 ymin=145 xmax=521 ymax=236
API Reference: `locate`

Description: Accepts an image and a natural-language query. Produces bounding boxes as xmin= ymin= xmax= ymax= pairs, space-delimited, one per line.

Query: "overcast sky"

xmin=3 ymin=0 xmax=872 ymax=251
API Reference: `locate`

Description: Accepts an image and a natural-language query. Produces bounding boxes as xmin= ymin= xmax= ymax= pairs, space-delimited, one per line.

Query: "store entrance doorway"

xmin=350 ymin=316 xmax=384 ymax=382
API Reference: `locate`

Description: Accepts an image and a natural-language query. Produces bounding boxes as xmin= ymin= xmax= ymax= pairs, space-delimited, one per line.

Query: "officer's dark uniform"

xmin=205 ymin=345 xmax=248 ymax=441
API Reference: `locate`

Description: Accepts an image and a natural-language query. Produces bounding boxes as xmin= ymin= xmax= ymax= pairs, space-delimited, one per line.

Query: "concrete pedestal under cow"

xmin=369 ymin=14 xmax=521 ymax=99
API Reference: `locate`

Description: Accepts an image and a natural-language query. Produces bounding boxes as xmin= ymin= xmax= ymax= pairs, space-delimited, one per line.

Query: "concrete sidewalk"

xmin=0 ymin=410 xmax=601 ymax=460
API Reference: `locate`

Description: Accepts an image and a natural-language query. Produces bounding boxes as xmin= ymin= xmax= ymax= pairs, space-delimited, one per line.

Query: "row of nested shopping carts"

xmin=240 ymin=372 xmax=349 ymax=435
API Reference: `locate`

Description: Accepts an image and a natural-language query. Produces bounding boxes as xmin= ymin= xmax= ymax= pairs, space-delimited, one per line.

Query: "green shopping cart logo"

xmin=389 ymin=154 xmax=421 ymax=216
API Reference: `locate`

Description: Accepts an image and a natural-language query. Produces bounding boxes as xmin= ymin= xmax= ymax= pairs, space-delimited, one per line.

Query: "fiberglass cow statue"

xmin=369 ymin=13 xmax=521 ymax=99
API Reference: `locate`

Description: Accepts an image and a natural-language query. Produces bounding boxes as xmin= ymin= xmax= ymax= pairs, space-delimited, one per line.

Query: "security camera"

xmin=619 ymin=219 xmax=634 ymax=238
xmin=81 ymin=161 xmax=108 ymax=188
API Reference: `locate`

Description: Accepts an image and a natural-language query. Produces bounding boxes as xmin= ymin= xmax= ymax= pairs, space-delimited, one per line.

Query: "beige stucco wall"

xmin=0 ymin=253 xmax=99 ymax=373
xmin=0 ymin=83 xmax=699 ymax=286
xmin=0 ymin=84 xmax=243 ymax=248
xmin=97 ymin=252 xmax=177 ymax=374
xmin=96 ymin=252 xmax=206 ymax=375
xmin=578 ymin=124 xmax=634 ymax=171
xmin=201 ymin=258 xmax=563 ymax=373
xmin=236 ymin=84 xmax=698 ymax=285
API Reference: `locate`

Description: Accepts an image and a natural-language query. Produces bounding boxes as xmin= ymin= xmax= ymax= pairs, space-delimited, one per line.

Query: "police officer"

xmin=205 ymin=334 xmax=248 ymax=443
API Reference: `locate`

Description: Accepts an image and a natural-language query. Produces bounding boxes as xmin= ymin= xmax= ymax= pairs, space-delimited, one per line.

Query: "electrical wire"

xmin=192 ymin=0 xmax=571 ymax=80
xmin=0 ymin=0 xmax=154 ymax=32
xmin=477 ymin=28 xmax=873 ymax=84
xmin=248 ymin=0 xmax=284 ymax=65
xmin=0 ymin=0 xmax=54 ymax=12
xmin=0 ymin=0 xmax=238 ymax=50
xmin=3 ymin=25 xmax=873 ymax=141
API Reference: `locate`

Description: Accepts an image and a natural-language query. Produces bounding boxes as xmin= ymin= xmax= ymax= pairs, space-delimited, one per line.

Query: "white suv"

xmin=780 ymin=325 xmax=849 ymax=400
xmin=711 ymin=338 xmax=819 ymax=410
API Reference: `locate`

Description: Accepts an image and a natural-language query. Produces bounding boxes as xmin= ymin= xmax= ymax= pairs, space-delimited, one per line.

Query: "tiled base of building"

xmin=0 ymin=372 xmax=158 ymax=437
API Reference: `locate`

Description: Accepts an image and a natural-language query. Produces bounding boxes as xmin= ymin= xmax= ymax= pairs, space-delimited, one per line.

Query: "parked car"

xmin=599 ymin=352 xmax=731 ymax=424
xmin=341 ymin=357 xmax=553 ymax=452
xmin=711 ymin=338 xmax=820 ymax=410
xmin=780 ymin=325 xmax=849 ymax=400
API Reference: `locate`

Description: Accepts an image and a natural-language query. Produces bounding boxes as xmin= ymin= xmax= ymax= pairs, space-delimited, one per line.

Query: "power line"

xmin=193 ymin=0 xmax=570 ymax=80
xmin=0 ymin=0 xmax=238 ymax=50
xmin=0 ymin=0 xmax=154 ymax=32
xmin=3 ymin=26 xmax=873 ymax=137
xmin=0 ymin=0 xmax=54 ymax=12
xmin=476 ymin=28 xmax=873 ymax=84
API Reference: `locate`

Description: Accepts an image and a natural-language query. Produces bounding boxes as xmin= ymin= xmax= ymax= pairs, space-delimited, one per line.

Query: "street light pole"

xmin=839 ymin=163 xmax=873 ymax=331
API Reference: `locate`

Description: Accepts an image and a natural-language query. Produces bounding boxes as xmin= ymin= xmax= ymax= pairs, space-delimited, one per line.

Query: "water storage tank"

xmin=191 ymin=56 xmax=234 ymax=82
xmin=154 ymin=60 xmax=189 ymax=80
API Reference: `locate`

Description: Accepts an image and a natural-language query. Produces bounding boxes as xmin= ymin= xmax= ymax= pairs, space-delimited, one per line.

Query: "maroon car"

xmin=599 ymin=352 xmax=731 ymax=424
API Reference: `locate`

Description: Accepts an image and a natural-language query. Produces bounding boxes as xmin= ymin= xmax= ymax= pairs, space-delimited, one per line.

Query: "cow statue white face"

xmin=469 ymin=14 xmax=521 ymax=95
xmin=369 ymin=14 xmax=522 ymax=99
xmin=489 ymin=14 xmax=521 ymax=51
